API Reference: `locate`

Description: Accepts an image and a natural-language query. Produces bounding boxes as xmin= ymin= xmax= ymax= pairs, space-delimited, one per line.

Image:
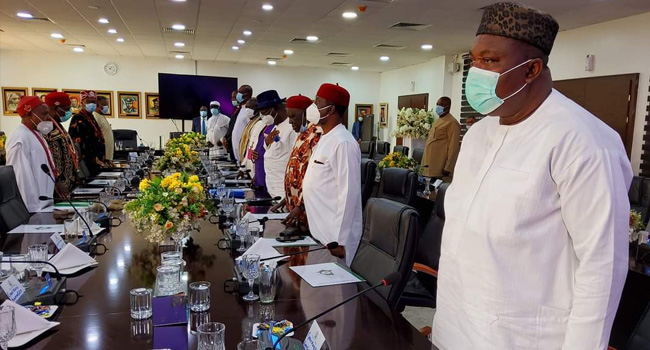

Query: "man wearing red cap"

xmin=5 ymin=96 xmax=55 ymax=212
xmin=44 ymin=92 xmax=78 ymax=196
xmin=302 ymin=83 xmax=362 ymax=265
xmin=270 ymin=95 xmax=323 ymax=230
xmin=68 ymin=90 xmax=106 ymax=176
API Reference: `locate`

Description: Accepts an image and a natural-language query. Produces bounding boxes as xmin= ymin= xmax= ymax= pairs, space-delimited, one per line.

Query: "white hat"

xmin=210 ymin=101 xmax=220 ymax=108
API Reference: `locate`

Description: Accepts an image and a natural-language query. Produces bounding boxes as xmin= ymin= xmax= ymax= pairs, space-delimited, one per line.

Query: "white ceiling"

xmin=1 ymin=0 xmax=649 ymax=72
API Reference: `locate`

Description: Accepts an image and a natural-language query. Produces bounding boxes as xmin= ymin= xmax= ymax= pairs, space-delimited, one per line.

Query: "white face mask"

xmin=261 ymin=108 xmax=276 ymax=125
xmin=33 ymin=113 xmax=53 ymax=135
xmin=305 ymin=104 xmax=320 ymax=125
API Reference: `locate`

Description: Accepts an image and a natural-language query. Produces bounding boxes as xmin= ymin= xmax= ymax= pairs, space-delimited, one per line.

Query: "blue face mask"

xmin=465 ymin=59 xmax=531 ymax=115
xmin=59 ymin=109 xmax=73 ymax=122
xmin=200 ymin=111 xmax=208 ymax=117
xmin=236 ymin=92 xmax=244 ymax=103
xmin=85 ymin=103 xmax=96 ymax=113
xmin=232 ymin=100 xmax=239 ymax=107
xmin=102 ymin=105 xmax=109 ymax=114
xmin=435 ymin=105 xmax=445 ymax=116
xmin=211 ymin=108 xmax=220 ymax=115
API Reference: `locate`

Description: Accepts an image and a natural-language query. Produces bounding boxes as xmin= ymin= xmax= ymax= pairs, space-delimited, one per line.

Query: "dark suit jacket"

xmin=192 ymin=117 xmax=202 ymax=133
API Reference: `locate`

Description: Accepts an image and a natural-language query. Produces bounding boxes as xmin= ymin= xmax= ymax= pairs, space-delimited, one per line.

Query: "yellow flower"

xmin=153 ymin=203 xmax=163 ymax=211
xmin=139 ymin=179 xmax=150 ymax=191
xmin=188 ymin=175 xmax=199 ymax=183
xmin=164 ymin=221 xmax=173 ymax=230
xmin=172 ymin=173 xmax=181 ymax=178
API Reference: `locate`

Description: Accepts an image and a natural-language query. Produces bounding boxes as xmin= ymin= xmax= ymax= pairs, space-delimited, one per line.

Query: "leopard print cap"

xmin=476 ymin=2 xmax=559 ymax=55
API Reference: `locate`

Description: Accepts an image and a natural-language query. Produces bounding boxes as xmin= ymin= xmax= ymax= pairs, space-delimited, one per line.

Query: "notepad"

xmin=8 ymin=225 xmax=63 ymax=234
xmin=72 ymin=188 xmax=104 ymax=195
xmin=289 ymin=262 xmax=365 ymax=288
xmin=251 ymin=213 xmax=289 ymax=221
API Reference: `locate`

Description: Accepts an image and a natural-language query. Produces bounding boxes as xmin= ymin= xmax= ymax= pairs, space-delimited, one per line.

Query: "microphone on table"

xmin=260 ymin=242 xmax=339 ymax=262
xmin=40 ymin=164 xmax=93 ymax=237
xmin=269 ymin=271 xmax=402 ymax=350
xmin=0 ymin=259 xmax=62 ymax=280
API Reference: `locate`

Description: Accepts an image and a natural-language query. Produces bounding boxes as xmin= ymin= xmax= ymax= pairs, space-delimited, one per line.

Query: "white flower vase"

xmin=403 ymin=138 xmax=426 ymax=151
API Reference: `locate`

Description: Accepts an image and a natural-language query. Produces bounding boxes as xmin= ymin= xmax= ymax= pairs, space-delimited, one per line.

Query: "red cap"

xmin=80 ymin=90 xmax=97 ymax=101
xmin=286 ymin=95 xmax=313 ymax=110
xmin=16 ymin=96 xmax=43 ymax=117
xmin=316 ymin=83 xmax=350 ymax=107
xmin=44 ymin=92 xmax=71 ymax=108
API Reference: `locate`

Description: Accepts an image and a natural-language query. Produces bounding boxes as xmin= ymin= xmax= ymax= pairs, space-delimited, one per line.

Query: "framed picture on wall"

xmin=96 ymin=90 xmax=114 ymax=117
xmin=118 ymin=91 xmax=141 ymax=118
xmin=2 ymin=87 xmax=27 ymax=115
xmin=355 ymin=104 xmax=373 ymax=120
xmin=32 ymin=88 xmax=58 ymax=103
xmin=379 ymin=102 xmax=388 ymax=128
xmin=145 ymin=93 xmax=159 ymax=119
xmin=62 ymin=89 xmax=83 ymax=115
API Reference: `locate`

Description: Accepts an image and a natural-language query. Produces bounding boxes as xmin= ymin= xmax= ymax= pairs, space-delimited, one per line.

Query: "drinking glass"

xmin=116 ymin=178 xmax=127 ymax=192
xmin=189 ymin=281 xmax=211 ymax=312
xmin=0 ymin=306 xmax=16 ymax=350
xmin=237 ymin=340 xmax=260 ymax=350
xmin=160 ymin=251 xmax=182 ymax=264
xmin=236 ymin=219 xmax=249 ymax=252
xmin=259 ymin=266 xmax=278 ymax=304
xmin=156 ymin=265 xmax=180 ymax=295
xmin=190 ymin=311 xmax=210 ymax=334
xmin=7 ymin=255 xmax=29 ymax=286
xmin=197 ymin=322 xmax=226 ymax=350
xmin=28 ymin=244 xmax=48 ymax=278
xmin=241 ymin=254 xmax=260 ymax=302
xmin=423 ymin=177 xmax=432 ymax=198
xmin=249 ymin=227 xmax=261 ymax=241
xmin=129 ymin=288 xmax=153 ymax=319
xmin=222 ymin=192 xmax=235 ymax=226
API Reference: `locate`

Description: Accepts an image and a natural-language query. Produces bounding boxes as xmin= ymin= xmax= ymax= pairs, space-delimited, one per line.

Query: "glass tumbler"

xmin=0 ymin=305 xmax=16 ymax=350
xmin=28 ymin=244 xmax=48 ymax=278
xmin=259 ymin=266 xmax=278 ymax=304
xmin=129 ymin=288 xmax=153 ymax=320
xmin=197 ymin=322 xmax=226 ymax=350
xmin=156 ymin=265 xmax=180 ymax=295
xmin=189 ymin=281 xmax=211 ymax=312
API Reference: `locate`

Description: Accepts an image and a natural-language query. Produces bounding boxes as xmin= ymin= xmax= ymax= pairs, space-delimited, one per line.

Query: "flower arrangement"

xmin=124 ymin=172 xmax=207 ymax=244
xmin=0 ymin=134 xmax=6 ymax=165
xmin=629 ymin=210 xmax=645 ymax=243
xmin=155 ymin=142 xmax=201 ymax=173
xmin=378 ymin=152 xmax=420 ymax=173
xmin=174 ymin=132 xmax=206 ymax=150
xmin=391 ymin=107 xmax=434 ymax=139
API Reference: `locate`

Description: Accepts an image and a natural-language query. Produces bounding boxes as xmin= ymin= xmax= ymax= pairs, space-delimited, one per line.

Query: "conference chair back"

xmin=393 ymin=145 xmax=409 ymax=157
xmin=374 ymin=141 xmax=391 ymax=162
xmin=0 ymin=166 xmax=30 ymax=233
xmin=377 ymin=168 xmax=418 ymax=206
xmin=360 ymin=140 xmax=375 ymax=160
xmin=361 ymin=159 xmax=378 ymax=208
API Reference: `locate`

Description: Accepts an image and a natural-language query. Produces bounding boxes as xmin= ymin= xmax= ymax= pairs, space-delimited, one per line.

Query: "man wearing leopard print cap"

xmin=432 ymin=2 xmax=632 ymax=349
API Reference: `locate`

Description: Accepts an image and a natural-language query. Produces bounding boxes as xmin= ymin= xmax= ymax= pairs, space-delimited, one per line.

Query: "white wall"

xmin=0 ymin=50 xmax=380 ymax=149
xmin=549 ymin=12 xmax=650 ymax=174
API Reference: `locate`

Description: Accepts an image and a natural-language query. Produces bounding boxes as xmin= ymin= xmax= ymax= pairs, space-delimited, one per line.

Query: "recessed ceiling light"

xmin=98 ymin=18 xmax=109 ymax=24
xmin=73 ymin=47 xmax=84 ymax=53
xmin=268 ymin=60 xmax=277 ymax=65
xmin=116 ymin=37 xmax=125 ymax=42
xmin=88 ymin=5 xmax=100 ymax=10
xmin=421 ymin=44 xmax=433 ymax=50
xmin=17 ymin=12 xmax=33 ymax=19
xmin=174 ymin=42 xmax=185 ymax=47
xmin=243 ymin=30 xmax=252 ymax=36
xmin=351 ymin=66 xmax=359 ymax=71
xmin=171 ymin=0 xmax=187 ymax=2
xmin=108 ymin=28 xmax=117 ymax=34
xmin=262 ymin=4 xmax=274 ymax=11
xmin=306 ymin=36 xmax=319 ymax=42
xmin=232 ymin=46 xmax=239 ymax=50
xmin=175 ymin=54 xmax=184 ymax=59
xmin=380 ymin=56 xmax=390 ymax=61
xmin=172 ymin=24 xmax=185 ymax=31
xmin=50 ymin=33 xmax=64 ymax=39
xmin=237 ymin=39 xmax=245 ymax=44
xmin=342 ymin=12 xmax=357 ymax=19
xmin=284 ymin=49 xmax=294 ymax=55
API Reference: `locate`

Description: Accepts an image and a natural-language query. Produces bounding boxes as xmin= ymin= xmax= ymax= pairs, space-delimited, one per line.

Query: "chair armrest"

xmin=413 ymin=262 xmax=438 ymax=278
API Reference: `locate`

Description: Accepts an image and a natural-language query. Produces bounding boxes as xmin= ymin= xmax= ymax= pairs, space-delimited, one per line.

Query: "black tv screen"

xmin=158 ymin=73 xmax=238 ymax=120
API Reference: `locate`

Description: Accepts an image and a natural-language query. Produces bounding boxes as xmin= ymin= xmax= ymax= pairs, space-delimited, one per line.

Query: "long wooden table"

xmin=2 ymin=210 xmax=436 ymax=350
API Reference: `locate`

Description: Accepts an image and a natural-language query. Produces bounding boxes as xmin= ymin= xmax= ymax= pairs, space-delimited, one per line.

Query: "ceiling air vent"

xmin=389 ymin=22 xmax=431 ymax=31
xmin=326 ymin=52 xmax=351 ymax=57
xmin=19 ymin=17 xmax=53 ymax=23
xmin=266 ymin=57 xmax=283 ymax=61
xmin=162 ymin=27 xmax=195 ymax=35
xmin=290 ymin=38 xmax=308 ymax=43
xmin=65 ymin=44 xmax=86 ymax=47
xmin=170 ymin=50 xmax=192 ymax=55
xmin=373 ymin=44 xmax=405 ymax=50
xmin=331 ymin=62 xmax=352 ymax=67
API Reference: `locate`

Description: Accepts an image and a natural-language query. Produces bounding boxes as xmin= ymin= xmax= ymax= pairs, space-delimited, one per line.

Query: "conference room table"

xmin=2 ymin=202 xmax=437 ymax=349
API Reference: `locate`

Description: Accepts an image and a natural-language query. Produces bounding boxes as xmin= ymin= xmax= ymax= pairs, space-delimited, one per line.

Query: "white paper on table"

xmin=235 ymin=238 xmax=286 ymax=268
xmin=225 ymin=179 xmax=251 ymax=184
xmin=235 ymin=198 xmax=247 ymax=204
xmin=241 ymin=212 xmax=263 ymax=232
xmin=289 ymin=262 xmax=365 ymax=288
xmin=44 ymin=243 xmax=97 ymax=272
xmin=96 ymin=172 xmax=123 ymax=178
xmin=87 ymin=179 xmax=116 ymax=186
xmin=7 ymin=225 xmax=63 ymax=234
xmin=0 ymin=300 xmax=55 ymax=335
xmin=270 ymin=236 xmax=318 ymax=247
xmin=251 ymin=213 xmax=289 ymax=221
xmin=52 ymin=202 xmax=92 ymax=211
xmin=72 ymin=188 xmax=104 ymax=195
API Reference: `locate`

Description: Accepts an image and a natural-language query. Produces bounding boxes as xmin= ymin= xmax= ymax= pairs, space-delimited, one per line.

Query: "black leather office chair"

xmin=412 ymin=148 xmax=424 ymax=164
xmin=630 ymin=176 xmax=650 ymax=224
xmin=360 ymin=140 xmax=375 ymax=160
xmin=0 ymin=166 xmax=30 ymax=233
xmin=376 ymin=168 xmax=418 ymax=206
xmin=394 ymin=145 xmax=409 ymax=157
xmin=113 ymin=129 xmax=139 ymax=149
xmin=626 ymin=303 xmax=650 ymax=349
xmin=374 ymin=141 xmax=391 ymax=162
xmin=397 ymin=183 xmax=449 ymax=311
xmin=361 ymin=159 xmax=377 ymax=208
xmin=351 ymin=198 xmax=419 ymax=311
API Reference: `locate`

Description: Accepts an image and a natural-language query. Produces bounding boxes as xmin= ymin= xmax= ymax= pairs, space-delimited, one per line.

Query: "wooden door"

xmin=396 ymin=93 xmax=429 ymax=145
xmin=554 ymin=73 xmax=639 ymax=158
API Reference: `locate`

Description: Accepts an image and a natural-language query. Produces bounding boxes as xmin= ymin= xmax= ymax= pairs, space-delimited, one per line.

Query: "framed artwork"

xmin=62 ymin=89 xmax=83 ymax=115
xmin=2 ymin=87 xmax=28 ymax=115
xmin=145 ymin=93 xmax=159 ymax=119
xmin=97 ymin=90 xmax=114 ymax=117
xmin=355 ymin=104 xmax=373 ymax=119
xmin=379 ymin=103 xmax=388 ymax=128
xmin=32 ymin=88 xmax=58 ymax=103
xmin=118 ymin=91 xmax=141 ymax=118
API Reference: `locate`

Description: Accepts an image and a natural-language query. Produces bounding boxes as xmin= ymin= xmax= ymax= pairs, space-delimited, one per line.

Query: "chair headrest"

xmin=381 ymin=168 xmax=413 ymax=197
